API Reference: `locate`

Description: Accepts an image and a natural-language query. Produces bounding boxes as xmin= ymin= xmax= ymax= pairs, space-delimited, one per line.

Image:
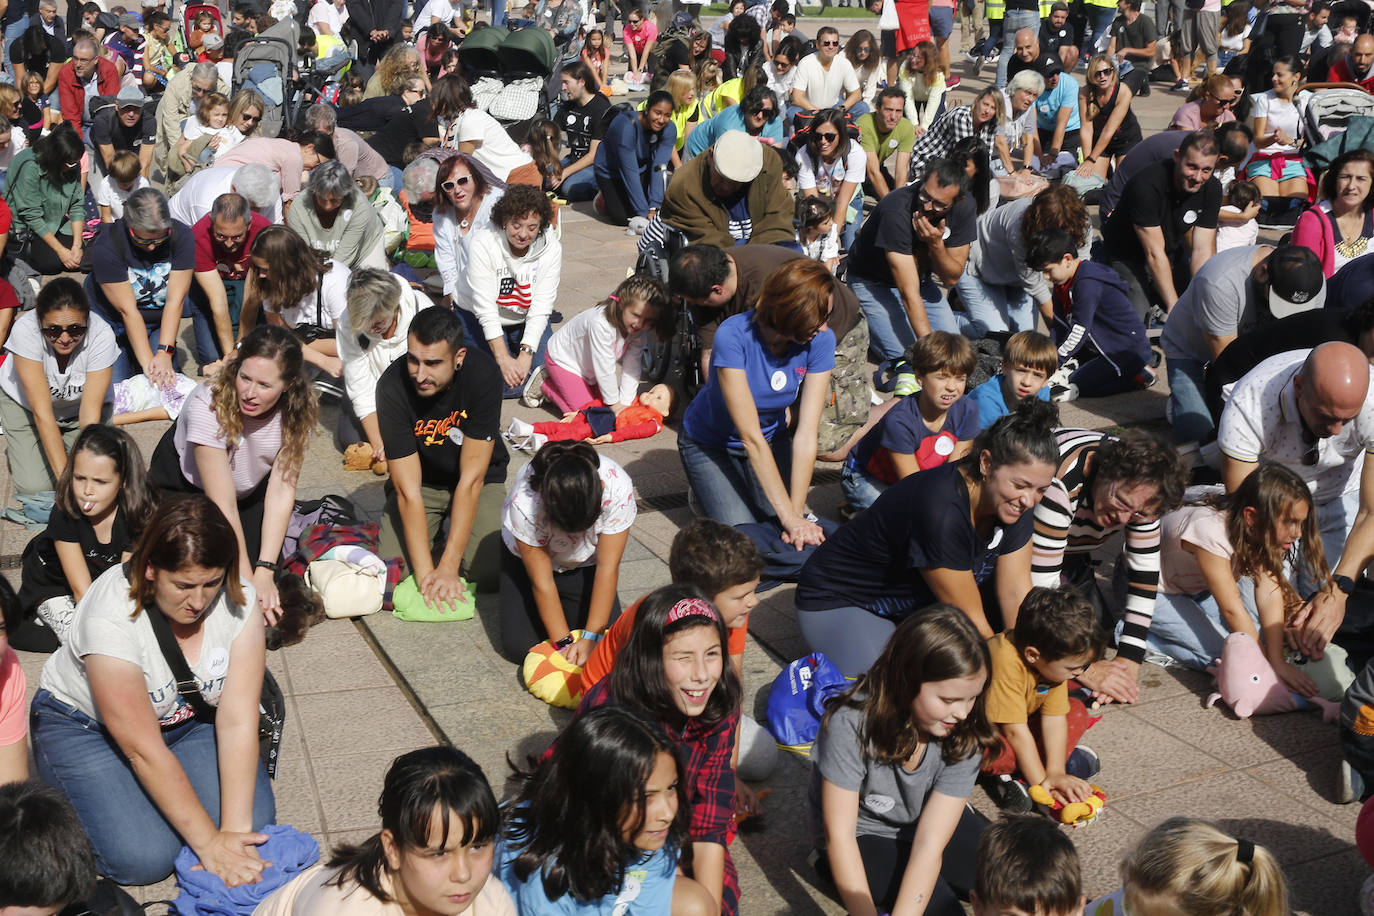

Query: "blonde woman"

xmin=1075 ymin=53 xmax=1142 ymax=180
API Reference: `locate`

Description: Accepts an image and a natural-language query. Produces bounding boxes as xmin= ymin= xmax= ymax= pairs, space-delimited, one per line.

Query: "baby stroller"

xmin=1298 ymin=83 xmax=1374 ymax=144
xmin=181 ymin=2 xmax=224 ymax=48
xmin=234 ymin=17 xmax=299 ymax=139
xmin=487 ymin=27 xmax=557 ymax=125
xmin=460 ymin=25 xmax=508 ymax=110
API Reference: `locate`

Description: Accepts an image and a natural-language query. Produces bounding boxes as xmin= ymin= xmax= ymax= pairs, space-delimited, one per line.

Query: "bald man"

xmin=1332 ymin=33 xmax=1374 ymax=91
xmin=1219 ymin=342 xmax=1374 ymax=656
xmin=1005 ymin=27 xmax=1044 ymax=84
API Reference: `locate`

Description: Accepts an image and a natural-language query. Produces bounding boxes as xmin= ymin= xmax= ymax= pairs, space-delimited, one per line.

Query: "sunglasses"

xmin=42 ymin=323 xmax=87 ymax=340
xmin=816 ymin=131 xmax=839 ymax=141
xmin=442 ymin=175 xmax=473 ymax=191
xmin=128 ymin=227 xmax=171 ymax=247
xmin=752 ymin=105 xmax=776 ymax=116
xmin=821 ymin=39 xmax=839 ymax=46
xmin=1091 ymin=68 xmax=1114 ymax=77
xmin=240 ymin=112 xmax=261 ymax=123
xmin=1210 ymin=94 xmax=1236 ymax=106
xmin=773 ymin=57 xmax=791 ymax=68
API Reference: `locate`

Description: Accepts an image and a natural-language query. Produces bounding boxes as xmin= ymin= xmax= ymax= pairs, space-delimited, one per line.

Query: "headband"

xmin=1235 ymin=838 xmax=1254 ymax=865
xmin=665 ymin=597 xmax=718 ymax=626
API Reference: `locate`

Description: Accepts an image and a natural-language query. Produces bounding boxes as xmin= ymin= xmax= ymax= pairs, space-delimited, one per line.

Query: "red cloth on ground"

xmin=981 ymin=695 xmax=1099 ymax=776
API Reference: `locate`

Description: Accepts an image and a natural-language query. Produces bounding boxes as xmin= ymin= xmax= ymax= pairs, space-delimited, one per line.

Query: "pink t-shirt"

xmin=174 ymin=383 xmax=286 ymax=498
xmin=1159 ymin=504 xmax=1234 ymax=595
xmin=0 ymin=646 xmax=27 ymax=749
xmin=1168 ymin=100 xmax=1237 ymax=131
xmin=624 ymin=18 xmax=657 ymax=54
xmin=214 ymin=138 xmax=306 ymax=201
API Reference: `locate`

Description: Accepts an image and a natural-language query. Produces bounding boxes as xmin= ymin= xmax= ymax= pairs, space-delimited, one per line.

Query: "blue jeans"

xmin=491 ymin=0 xmax=508 ymax=26
xmin=85 ymin=275 xmax=182 ymax=382
xmin=30 ymin=689 xmax=276 ymax=886
xmin=997 ymin=9 xmax=1039 ymax=87
xmin=559 ymin=156 xmax=598 ymax=201
xmin=2 ymin=18 xmax=27 ymax=73
xmin=1127 ymin=587 xmax=1260 ymax=670
xmin=1166 ymin=355 xmax=1213 ymax=444
xmin=188 ymin=279 xmax=245 ymax=365
xmin=1084 ymin=4 xmax=1116 ymax=55
xmin=453 ymin=306 xmax=553 ymax=399
xmin=677 ymin=426 xmax=793 ymax=527
xmin=849 ymin=274 xmax=962 ymax=362
xmin=954 ymin=273 xmax=1034 ymax=338
xmin=840 ymin=462 xmax=885 ymax=511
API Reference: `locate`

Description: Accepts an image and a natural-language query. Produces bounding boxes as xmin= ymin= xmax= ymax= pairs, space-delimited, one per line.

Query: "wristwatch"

xmin=1334 ymin=574 xmax=1357 ymax=595
xmin=518 ymin=344 xmax=535 ymax=355
xmin=553 ymin=633 xmax=576 ymax=649
xmin=157 ymin=343 xmax=177 ymax=355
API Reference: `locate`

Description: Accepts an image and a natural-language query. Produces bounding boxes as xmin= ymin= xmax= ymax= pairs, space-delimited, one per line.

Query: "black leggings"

xmin=19 ymin=231 xmax=75 ymax=275
xmin=1264 ymin=12 xmax=1304 ymax=58
xmin=855 ymin=806 xmax=988 ymax=915
xmin=498 ymin=547 xmax=621 ymax=661
xmin=595 ymin=173 xmax=636 ymax=226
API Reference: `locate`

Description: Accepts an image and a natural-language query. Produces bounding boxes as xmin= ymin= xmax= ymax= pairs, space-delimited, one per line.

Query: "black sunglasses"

xmin=42 ymin=323 xmax=87 ymax=340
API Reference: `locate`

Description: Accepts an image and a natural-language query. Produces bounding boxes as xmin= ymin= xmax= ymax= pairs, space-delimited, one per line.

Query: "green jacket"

xmin=3 ymin=148 xmax=83 ymax=239
xmin=661 ymin=146 xmax=795 ymax=249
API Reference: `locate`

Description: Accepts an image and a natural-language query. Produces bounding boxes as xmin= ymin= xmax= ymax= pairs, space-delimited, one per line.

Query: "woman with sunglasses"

xmin=796 ymin=107 xmax=866 ymax=250
xmin=763 ymin=35 xmax=801 ymax=108
xmin=434 ymin=152 xmax=505 ymax=313
xmin=1074 ymin=52 xmax=1141 ymax=182
xmin=1017 ymin=428 xmax=1188 ymax=705
xmin=685 ymin=84 xmax=782 ymax=159
xmin=0 ymin=278 xmax=115 ymax=495
xmin=1167 ymin=73 xmax=1238 ymax=131
xmin=2 ymin=121 xmax=83 ymax=274
xmin=623 ymin=5 xmax=657 ymax=87
xmin=228 ymin=90 xmax=264 ymax=141
xmin=845 ymin=29 xmax=882 ymax=113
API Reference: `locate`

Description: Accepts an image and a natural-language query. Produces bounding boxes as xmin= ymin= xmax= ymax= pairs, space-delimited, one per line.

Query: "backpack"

xmin=636 ymin=225 xmax=704 ymax=400
xmin=765 ymin=651 xmax=848 ymax=756
xmin=648 ymin=28 xmax=693 ymax=93
xmin=280 ymin=494 xmax=360 ymax=563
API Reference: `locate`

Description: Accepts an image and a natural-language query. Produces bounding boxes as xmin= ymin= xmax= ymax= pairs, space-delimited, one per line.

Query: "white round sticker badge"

xmin=934 ymin=435 xmax=955 ymax=456
xmin=770 ymin=369 xmax=787 ymax=391
xmin=207 ymin=648 xmax=230 ymax=678
xmin=942 ymin=225 xmax=951 ymax=240
xmin=1183 ymin=209 xmax=1198 ymax=225
xmin=888 ymin=138 xmax=898 ymax=149
xmin=864 ymin=794 xmax=897 ymax=813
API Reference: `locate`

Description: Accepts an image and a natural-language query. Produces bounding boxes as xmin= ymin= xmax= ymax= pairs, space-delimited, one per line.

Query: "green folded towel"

xmin=391 ymin=575 xmax=475 ymax=622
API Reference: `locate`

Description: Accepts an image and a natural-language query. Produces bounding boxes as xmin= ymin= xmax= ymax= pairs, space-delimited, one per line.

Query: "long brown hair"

xmin=823 ymin=605 xmax=999 ymax=765
xmin=126 ymin=494 xmax=246 ymax=614
xmin=56 ymin=425 xmax=158 ymax=534
xmin=244 ymin=225 xmax=330 ymax=315
xmin=209 ymin=324 xmax=318 ymax=475
xmin=1203 ymin=461 xmax=1328 ymax=617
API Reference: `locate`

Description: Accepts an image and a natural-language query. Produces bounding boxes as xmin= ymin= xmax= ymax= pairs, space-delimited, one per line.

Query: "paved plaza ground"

xmin=7 ymin=25 xmax=1371 ymax=914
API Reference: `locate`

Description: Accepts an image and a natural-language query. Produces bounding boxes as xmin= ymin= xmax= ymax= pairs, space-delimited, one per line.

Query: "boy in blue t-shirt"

xmin=968 ymin=331 xmax=1057 ymax=432
xmin=1025 ymin=228 xmax=1156 ymax=402
xmin=841 ymin=331 xmax=980 ymax=511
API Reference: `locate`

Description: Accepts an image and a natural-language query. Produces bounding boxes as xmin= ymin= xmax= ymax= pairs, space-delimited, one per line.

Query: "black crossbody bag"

xmin=144 ymin=603 xmax=286 ymax=780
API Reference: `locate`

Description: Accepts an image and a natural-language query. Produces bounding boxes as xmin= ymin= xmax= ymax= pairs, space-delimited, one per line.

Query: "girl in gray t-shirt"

xmin=811 ymin=605 xmax=999 ymax=916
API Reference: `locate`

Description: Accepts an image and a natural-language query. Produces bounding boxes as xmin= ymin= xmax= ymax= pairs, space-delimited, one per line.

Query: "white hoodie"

xmin=338 ymin=273 xmax=424 ymax=419
xmin=462 ymin=225 xmax=562 ymax=349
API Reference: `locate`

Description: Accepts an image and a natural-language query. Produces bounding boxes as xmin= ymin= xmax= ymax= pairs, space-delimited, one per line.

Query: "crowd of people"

xmin=1 ymin=0 xmax=1374 ymax=912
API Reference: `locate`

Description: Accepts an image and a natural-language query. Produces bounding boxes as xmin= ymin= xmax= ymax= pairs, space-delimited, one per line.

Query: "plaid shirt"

xmin=908 ymin=104 xmax=998 ymax=180
xmin=580 ymin=681 xmax=742 ymax=914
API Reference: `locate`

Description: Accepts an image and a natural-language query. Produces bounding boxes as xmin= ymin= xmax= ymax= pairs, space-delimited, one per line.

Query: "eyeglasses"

xmin=72 ymin=53 xmax=94 ymax=63
xmin=42 ymin=323 xmax=87 ymax=340
xmin=916 ymin=186 xmax=952 ymax=214
xmin=128 ymin=226 xmax=171 ymax=248
xmin=1105 ymin=481 xmax=1157 ymax=523
xmin=1091 ymin=68 xmax=1114 ymax=78
xmin=442 ymin=175 xmax=472 ymax=191
xmin=192 ymin=84 xmax=212 ymax=95
xmin=1302 ymin=442 xmax=1320 ymax=466
xmin=816 ymin=130 xmax=839 ymax=141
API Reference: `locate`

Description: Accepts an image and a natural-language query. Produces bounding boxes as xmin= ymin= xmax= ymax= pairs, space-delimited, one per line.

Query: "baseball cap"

xmin=116 ymin=85 xmax=146 ymax=109
xmin=713 ymin=130 xmax=763 ymax=183
xmin=117 ymin=11 xmax=141 ymax=28
xmin=202 ymin=31 xmax=223 ymax=49
xmin=1034 ymin=52 xmax=1063 ymax=77
xmin=1266 ymin=245 xmax=1326 ymax=318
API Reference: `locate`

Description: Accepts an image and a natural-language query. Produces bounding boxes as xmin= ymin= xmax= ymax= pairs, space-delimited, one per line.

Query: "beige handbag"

xmin=305 ymin=559 xmax=384 ymax=619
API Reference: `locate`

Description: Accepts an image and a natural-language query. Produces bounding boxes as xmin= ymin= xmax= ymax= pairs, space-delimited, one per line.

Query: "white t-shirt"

xmin=307 ymin=0 xmax=348 ymax=34
xmin=0 ymin=127 xmax=27 ymax=174
xmin=1251 ymin=90 xmax=1304 ymax=154
xmin=414 ymin=0 xmax=462 ymax=28
xmin=501 ymin=455 xmax=637 ymax=572
xmin=1219 ymin=23 xmax=1251 ymax=52
xmin=39 ymin=564 xmax=255 ymax=725
xmin=184 ymin=122 xmax=245 ymax=160
xmin=95 ymin=174 xmax=151 ymax=220
xmin=800 ymin=222 xmax=840 ymax=265
xmin=0 ymin=311 xmax=118 ymax=420
xmin=445 ymin=108 xmax=534 ymax=182
xmin=265 ymin=260 xmax=351 ymax=330
xmin=792 ymin=54 xmax=860 ymax=110
xmin=170 ymin=166 xmax=283 ymax=228
xmin=796 ymin=143 xmax=869 ymax=198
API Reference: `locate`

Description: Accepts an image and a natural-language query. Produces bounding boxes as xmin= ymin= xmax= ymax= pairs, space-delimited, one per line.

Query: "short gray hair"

xmin=190 ymin=61 xmax=219 ymax=87
xmin=210 ymin=192 xmax=251 ymax=226
xmin=1007 ymin=69 xmax=1046 ymax=97
xmin=402 ymin=157 xmax=439 ymax=202
xmin=347 ymin=267 xmax=404 ymax=335
xmin=230 ymin=163 xmax=279 ymax=210
xmin=306 ymin=159 xmax=356 ymax=205
xmin=124 ymin=187 xmax=171 ymax=234
xmin=303 ymin=103 xmax=337 ymax=132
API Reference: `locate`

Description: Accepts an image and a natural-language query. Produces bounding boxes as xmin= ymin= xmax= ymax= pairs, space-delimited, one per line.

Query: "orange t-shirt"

xmin=581 ymin=596 xmax=750 ymax=691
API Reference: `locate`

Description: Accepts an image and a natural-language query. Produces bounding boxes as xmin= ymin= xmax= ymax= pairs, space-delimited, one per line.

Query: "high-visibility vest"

xmin=986 ymin=0 xmax=1004 ymax=21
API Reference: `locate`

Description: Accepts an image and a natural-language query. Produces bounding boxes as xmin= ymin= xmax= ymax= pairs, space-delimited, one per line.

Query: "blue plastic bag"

xmin=765 ymin=651 xmax=848 ymax=757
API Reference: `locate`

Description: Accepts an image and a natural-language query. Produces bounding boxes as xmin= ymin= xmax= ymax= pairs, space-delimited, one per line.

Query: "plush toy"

xmin=1028 ymin=783 xmax=1106 ymax=828
xmin=1205 ymin=632 xmax=1340 ymax=722
xmin=522 ymin=632 xmax=586 ymax=708
xmin=343 ymin=442 xmax=387 ymax=475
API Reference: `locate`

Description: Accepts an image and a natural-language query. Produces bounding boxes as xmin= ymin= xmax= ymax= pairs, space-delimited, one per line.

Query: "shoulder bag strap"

xmin=142 ymin=594 xmax=219 ymax=722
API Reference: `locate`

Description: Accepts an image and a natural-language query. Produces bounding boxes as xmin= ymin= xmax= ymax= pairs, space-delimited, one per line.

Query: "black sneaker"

xmin=1066 ymin=745 xmax=1101 ymax=780
xmin=983 ymin=773 xmax=1034 ymax=812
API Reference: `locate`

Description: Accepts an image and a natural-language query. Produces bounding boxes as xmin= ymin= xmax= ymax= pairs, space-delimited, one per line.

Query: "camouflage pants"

xmin=817 ymin=314 xmax=871 ymax=457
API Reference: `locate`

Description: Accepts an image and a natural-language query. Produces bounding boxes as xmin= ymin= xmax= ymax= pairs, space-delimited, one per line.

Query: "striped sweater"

xmin=1030 ymin=428 xmax=1162 ymax=664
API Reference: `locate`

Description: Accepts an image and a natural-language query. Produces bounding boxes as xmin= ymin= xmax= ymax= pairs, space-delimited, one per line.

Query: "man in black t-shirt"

xmin=555 ymin=61 xmax=610 ymax=202
xmin=1101 ymin=129 xmax=1221 ymax=320
xmin=377 ymin=305 xmax=509 ymax=600
xmin=1041 ymin=2 xmax=1079 ymax=71
xmin=1106 ymin=0 xmax=1157 ymax=72
xmin=90 ymin=85 xmax=155 ymax=176
xmin=846 ymin=158 xmax=975 ymax=390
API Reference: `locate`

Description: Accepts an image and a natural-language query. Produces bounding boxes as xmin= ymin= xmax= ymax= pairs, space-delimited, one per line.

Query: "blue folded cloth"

xmin=172 ymin=824 xmax=320 ymax=916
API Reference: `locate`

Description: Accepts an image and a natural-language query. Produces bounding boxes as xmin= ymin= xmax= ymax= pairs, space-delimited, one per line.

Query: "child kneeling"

xmin=967 ymin=330 xmax=1055 ymax=432
xmin=982 ymin=586 xmax=1106 ymax=812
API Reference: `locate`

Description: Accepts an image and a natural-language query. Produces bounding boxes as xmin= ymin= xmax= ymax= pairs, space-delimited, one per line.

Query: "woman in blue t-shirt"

xmin=795 ymin=399 xmax=1060 ymax=676
xmin=677 ymin=259 xmax=835 ymax=546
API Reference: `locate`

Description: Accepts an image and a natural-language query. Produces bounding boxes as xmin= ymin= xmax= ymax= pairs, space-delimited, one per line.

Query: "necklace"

xmin=459 ymin=217 xmax=470 ymax=229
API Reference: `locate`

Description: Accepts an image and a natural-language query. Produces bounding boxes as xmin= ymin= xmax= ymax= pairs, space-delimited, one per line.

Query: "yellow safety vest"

xmin=985 ymin=0 xmax=1004 ymax=21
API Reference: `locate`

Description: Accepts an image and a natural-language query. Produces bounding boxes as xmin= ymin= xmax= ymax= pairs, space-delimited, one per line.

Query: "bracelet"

xmin=1085 ymin=156 xmax=1097 ymax=163
xmin=253 ymin=560 xmax=279 ymax=572
xmin=581 ymin=630 xmax=602 ymax=644
xmin=553 ymin=633 xmax=576 ymax=650
xmin=518 ymin=344 xmax=535 ymax=355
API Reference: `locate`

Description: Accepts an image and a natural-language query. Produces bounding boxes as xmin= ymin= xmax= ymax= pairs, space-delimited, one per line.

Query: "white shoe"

xmin=506 ymin=417 xmax=534 ymax=440
xmin=521 ymin=366 xmax=547 ymax=408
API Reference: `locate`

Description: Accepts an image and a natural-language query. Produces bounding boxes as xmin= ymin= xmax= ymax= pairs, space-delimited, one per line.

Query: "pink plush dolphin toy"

xmin=1205 ymin=633 xmax=1340 ymax=722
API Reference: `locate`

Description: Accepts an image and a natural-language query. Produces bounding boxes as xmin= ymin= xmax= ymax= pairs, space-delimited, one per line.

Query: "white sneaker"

xmin=506 ymin=417 xmax=534 ymax=440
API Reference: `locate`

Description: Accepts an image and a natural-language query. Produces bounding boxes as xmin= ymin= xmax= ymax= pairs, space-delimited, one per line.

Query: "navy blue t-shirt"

xmin=795 ymin=461 xmax=1034 ymax=618
xmin=846 ymin=395 xmax=980 ymax=485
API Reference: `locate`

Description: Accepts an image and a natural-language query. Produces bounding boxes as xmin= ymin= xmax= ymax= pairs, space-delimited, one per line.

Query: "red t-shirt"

xmin=581 ymin=595 xmax=750 ymax=691
xmin=192 ymin=210 xmax=272 ymax=280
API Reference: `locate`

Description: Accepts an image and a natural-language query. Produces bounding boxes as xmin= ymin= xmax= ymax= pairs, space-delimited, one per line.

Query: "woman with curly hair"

xmin=955 ymin=184 xmax=1094 ymax=339
xmin=149 ymin=324 xmax=318 ymax=624
xmin=237 ymin=225 xmax=352 ymax=380
xmin=363 ymin=43 xmax=429 ymax=99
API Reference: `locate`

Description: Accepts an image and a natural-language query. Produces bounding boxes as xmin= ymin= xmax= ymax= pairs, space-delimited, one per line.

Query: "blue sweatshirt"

xmin=593 ymin=109 xmax=676 ymax=218
xmin=1051 ymin=260 xmax=1151 ymax=366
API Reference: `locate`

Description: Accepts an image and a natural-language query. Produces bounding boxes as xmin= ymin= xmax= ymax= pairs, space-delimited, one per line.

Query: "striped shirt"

xmin=1031 ymin=428 xmax=1162 ymax=664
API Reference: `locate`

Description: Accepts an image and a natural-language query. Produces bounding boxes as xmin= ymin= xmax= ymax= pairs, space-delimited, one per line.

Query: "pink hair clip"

xmin=665 ymin=597 xmax=718 ymax=625
xmin=607 ymin=294 xmax=620 ymax=302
